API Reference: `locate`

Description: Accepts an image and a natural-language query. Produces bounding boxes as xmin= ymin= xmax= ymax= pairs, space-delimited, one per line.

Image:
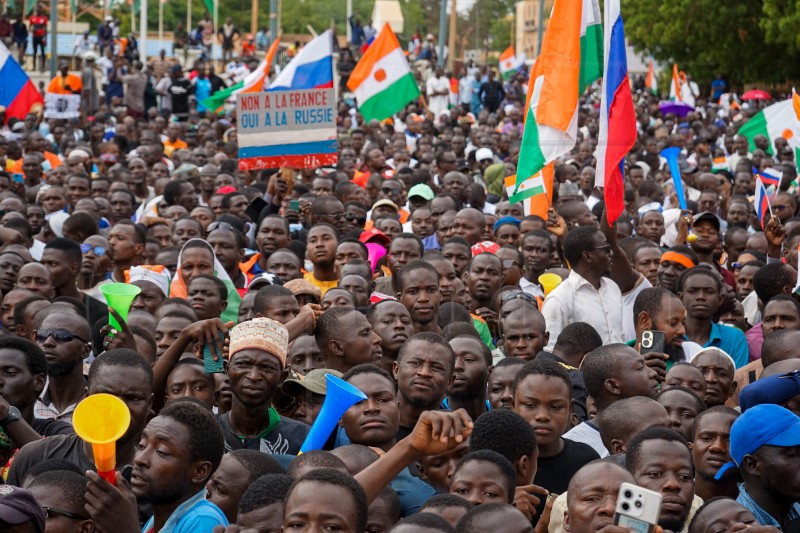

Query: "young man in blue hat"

xmin=716 ymin=404 xmax=800 ymax=529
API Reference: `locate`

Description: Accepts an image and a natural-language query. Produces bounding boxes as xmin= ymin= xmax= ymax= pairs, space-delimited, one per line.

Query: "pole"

xmin=447 ymin=0 xmax=456 ymax=71
xmin=437 ymin=0 xmax=446 ymax=67
xmin=49 ymin=0 xmax=57 ymax=77
xmin=251 ymin=0 xmax=257 ymax=36
xmin=537 ymin=0 xmax=545 ymax=55
xmin=140 ymin=0 xmax=147 ymax=65
xmin=346 ymin=0 xmax=351 ymax=42
xmin=158 ymin=0 xmax=163 ymax=51
xmin=268 ymin=0 xmax=276 ymax=40
xmin=131 ymin=0 xmax=136 ymax=42
xmin=213 ymin=0 xmax=218 ymax=51
xmin=186 ymin=0 xmax=191 ymax=63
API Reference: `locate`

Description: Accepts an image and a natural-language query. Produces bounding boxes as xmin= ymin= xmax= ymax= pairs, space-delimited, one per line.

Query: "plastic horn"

xmin=538 ymin=273 xmax=563 ymax=297
xmin=298 ymin=375 xmax=367 ymax=454
xmin=72 ymin=394 xmax=131 ymax=484
xmin=100 ymin=283 xmax=142 ymax=331
xmin=661 ymin=147 xmax=687 ymax=211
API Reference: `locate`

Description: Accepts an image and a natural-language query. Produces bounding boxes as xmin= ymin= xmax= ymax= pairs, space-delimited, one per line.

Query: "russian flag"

xmin=754 ymin=175 xmax=771 ymax=228
xmin=596 ymin=0 xmax=637 ymax=223
xmin=0 ymin=42 xmax=44 ymax=122
xmin=268 ymin=30 xmax=333 ymax=91
xmin=755 ymin=167 xmax=782 ymax=188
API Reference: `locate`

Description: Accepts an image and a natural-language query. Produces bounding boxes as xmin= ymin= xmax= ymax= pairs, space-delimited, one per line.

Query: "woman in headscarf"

xmin=169 ymin=238 xmax=240 ymax=324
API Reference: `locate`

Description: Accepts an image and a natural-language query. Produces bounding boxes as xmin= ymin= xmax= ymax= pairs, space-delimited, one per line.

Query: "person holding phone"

xmin=632 ymin=287 xmax=703 ymax=370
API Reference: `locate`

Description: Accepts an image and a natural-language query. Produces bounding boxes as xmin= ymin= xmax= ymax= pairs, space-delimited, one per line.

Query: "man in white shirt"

xmin=426 ymin=67 xmax=450 ymax=121
xmin=458 ymin=67 xmax=473 ymax=108
xmin=542 ymin=226 xmax=625 ymax=349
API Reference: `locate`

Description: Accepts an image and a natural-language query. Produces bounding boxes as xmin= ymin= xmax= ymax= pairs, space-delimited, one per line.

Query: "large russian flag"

xmin=0 ymin=42 xmax=44 ymax=122
xmin=596 ymin=0 xmax=636 ymax=223
xmin=268 ymin=30 xmax=333 ymax=91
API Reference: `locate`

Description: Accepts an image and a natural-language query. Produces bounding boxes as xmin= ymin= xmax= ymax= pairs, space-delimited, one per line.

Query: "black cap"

xmin=0 ymin=486 xmax=45 ymax=533
xmin=692 ymin=211 xmax=721 ymax=232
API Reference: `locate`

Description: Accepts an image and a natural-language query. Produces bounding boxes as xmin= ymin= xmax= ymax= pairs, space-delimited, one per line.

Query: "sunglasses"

xmin=344 ymin=213 xmax=366 ymax=224
xmin=35 ymin=329 xmax=88 ymax=344
xmin=43 ymin=507 xmax=90 ymax=521
xmin=502 ymin=259 xmax=521 ymax=269
xmin=592 ymin=244 xmax=612 ymax=253
xmin=80 ymin=244 xmax=107 ymax=255
xmin=501 ymin=291 xmax=535 ymax=303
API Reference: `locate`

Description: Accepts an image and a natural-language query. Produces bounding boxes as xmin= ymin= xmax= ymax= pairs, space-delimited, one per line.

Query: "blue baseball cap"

xmin=715 ymin=403 xmax=800 ymax=480
xmin=493 ymin=215 xmax=521 ymax=232
xmin=740 ymin=371 xmax=800 ymax=412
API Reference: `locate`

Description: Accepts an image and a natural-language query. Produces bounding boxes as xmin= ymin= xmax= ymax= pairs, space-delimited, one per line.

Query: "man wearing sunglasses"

xmin=28 ymin=470 xmax=94 ymax=532
xmin=33 ymin=310 xmax=91 ymax=423
xmin=78 ymin=235 xmax=112 ymax=302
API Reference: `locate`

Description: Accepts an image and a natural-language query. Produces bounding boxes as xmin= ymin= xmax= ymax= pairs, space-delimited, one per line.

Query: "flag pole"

xmin=139 ymin=0 xmax=147 ymax=65
xmin=158 ymin=0 xmax=163 ymax=51
xmin=185 ymin=0 xmax=191 ymax=63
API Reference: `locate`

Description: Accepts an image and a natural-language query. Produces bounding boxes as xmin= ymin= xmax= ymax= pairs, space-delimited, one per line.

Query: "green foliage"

xmin=624 ymin=0 xmax=800 ymax=84
xmin=761 ymin=0 xmax=800 ymax=55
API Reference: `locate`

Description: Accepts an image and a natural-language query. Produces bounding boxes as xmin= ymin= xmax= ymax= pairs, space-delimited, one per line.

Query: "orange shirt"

xmin=163 ymin=138 xmax=188 ymax=158
xmin=8 ymin=151 xmax=62 ymax=175
xmin=47 ymin=74 xmax=82 ymax=94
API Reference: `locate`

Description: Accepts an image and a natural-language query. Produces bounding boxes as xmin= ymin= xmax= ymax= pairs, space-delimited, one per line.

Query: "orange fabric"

xmin=661 ymin=251 xmax=696 ymax=269
xmin=163 ymin=139 xmax=188 ymax=158
xmin=353 ymin=170 xmax=369 ymax=189
xmin=240 ymin=253 xmax=261 ymax=280
xmin=47 ymin=74 xmax=82 ymax=94
xmin=9 ymin=151 xmax=62 ymax=175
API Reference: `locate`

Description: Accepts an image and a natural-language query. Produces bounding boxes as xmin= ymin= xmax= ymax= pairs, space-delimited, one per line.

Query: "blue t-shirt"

xmin=142 ymin=490 xmax=227 ymax=533
xmin=195 ymin=78 xmax=212 ymax=112
xmin=704 ymin=322 xmax=749 ymax=369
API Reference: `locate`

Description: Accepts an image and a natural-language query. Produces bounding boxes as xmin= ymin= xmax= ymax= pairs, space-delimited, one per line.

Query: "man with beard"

xmin=444 ymin=335 xmax=491 ymax=420
xmin=632 ymin=287 xmax=703 ymax=365
xmin=690 ymin=212 xmax=735 ymax=288
xmin=542 ymin=226 xmax=624 ymax=348
xmin=626 ymin=427 xmax=698 ymax=533
xmin=393 ymin=332 xmax=455 ymax=441
xmin=84 ymin=400 xmax=228 ymax=533
xmin=217 ymin=317 xmax=309 ymax=454
xmin=719 ymin=404 xmax=800 ymax=528
xmin=691 ymin=406 xmax=740 ymax=501
xmin=0 ymin=336 xmax=73 ymax=451
xmin=658 ymin=246 xmax=699 ymax=294
xmin=33 ymin=310 xmax=91 ymax=422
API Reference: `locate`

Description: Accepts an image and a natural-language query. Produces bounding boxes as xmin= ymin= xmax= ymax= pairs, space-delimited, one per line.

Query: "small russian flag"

xmin=754 ymin=176 xmax=772 ymax=228
xmin=755 ymin=167 xmax=782 ymax=188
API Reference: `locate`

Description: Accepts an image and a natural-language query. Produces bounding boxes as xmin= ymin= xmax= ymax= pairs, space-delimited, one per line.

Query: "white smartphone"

xmin=613 ymin=482 xmax=662 ymax=533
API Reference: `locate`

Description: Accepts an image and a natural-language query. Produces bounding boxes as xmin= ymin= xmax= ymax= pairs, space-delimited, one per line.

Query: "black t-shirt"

xmin=217 ymin=413 xmax=309 ymax=455
xmin=7 ymin=434 xmax=92 ymax=486
xmin=531 ymin=438 xmax=600 ymax=524
xmin=168 ymin=78 xmax=193 ymax=117
xmin=85 ymin=294 xmax=107 ymax=331
xmin=31 ymin=417 xmax=74 ymax=438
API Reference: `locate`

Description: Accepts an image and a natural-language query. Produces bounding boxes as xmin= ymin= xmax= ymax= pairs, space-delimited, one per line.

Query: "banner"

xmin=236 ymin=88 xmax=337 ymax=170
xmin=44 ymin=93 xmax=81 ymax=119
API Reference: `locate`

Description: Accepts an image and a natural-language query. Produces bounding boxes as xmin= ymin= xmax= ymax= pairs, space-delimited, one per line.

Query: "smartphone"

xmin=640 ymin=330 xmax=665 ymax=354
xmin=245 ymin=196 xmax=269 ymax=222
xmin=614 ymin=482 xmax=662 ymax=533
xmin=289 ymin=199 xmax=300 ymax=211
xmin=203 ymin=333 xmax=226 ymax=374
xmin=12 ymin=173 xmax=23 ymax=184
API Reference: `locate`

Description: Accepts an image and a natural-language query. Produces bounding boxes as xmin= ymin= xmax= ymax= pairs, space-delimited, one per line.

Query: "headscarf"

xmin=484 ymin=163 xmax=507 ymax=197
xmin=169 ymin=238 xmax=240 ymax=324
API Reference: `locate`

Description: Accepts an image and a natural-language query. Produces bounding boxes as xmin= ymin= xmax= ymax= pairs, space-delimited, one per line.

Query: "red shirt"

xmin=30 ymin=15 xmax=47 ymax=38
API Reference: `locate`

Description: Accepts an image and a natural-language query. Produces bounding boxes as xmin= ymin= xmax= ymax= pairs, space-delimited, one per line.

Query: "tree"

xmin=761 ymin=0 xmax=800 ymax=55
xmin=624 ymin=0 xmax=800 ymax=85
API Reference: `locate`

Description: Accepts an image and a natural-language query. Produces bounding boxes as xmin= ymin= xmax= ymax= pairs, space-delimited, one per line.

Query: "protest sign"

xmin=44 ymin=93 xmax=81 ymax=119
xmin=236 ymin=88 xmax=337 ymax=170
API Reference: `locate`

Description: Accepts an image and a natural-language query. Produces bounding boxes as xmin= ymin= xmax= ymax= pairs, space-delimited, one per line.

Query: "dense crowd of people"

xmin=0 ymin=13 xmax=798 ymax=533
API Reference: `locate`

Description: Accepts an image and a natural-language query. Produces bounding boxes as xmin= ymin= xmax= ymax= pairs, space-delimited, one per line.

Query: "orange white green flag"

xmin=499 ymin=46 xmax=524 ymax=80
xmin=515 ymin=0 xmax=602 ymax=217
xmin=347 ymin=23 xmax=420 ymax=122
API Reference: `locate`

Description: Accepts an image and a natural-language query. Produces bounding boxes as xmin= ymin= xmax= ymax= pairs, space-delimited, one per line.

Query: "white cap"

xmin=476 ymin=148 xmax=494 ymax=162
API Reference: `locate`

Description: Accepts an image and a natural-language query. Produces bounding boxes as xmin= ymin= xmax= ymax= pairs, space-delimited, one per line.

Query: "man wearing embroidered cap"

xmin=217 ymin=317 xmax=309 ymax=455
xmin=716 ymin=404 xmax=800 ymax=529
